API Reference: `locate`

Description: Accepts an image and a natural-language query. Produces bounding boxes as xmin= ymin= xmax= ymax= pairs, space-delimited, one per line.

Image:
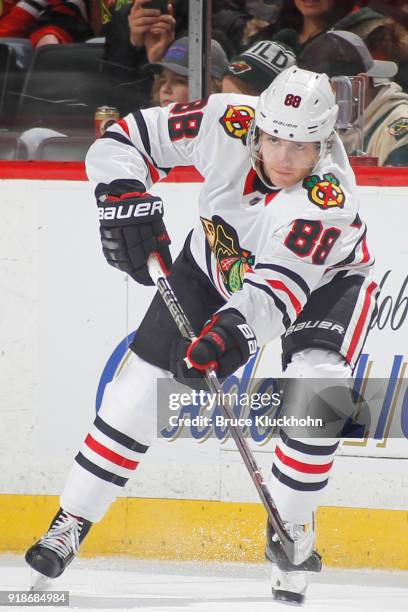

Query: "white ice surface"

xmin=1 ymin=555 xmax=408 ymax=612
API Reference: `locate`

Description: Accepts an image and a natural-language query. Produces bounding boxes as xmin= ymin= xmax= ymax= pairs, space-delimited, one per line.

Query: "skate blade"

xmin=271 ymin=566 xmax=308 ymax=606
xmin=29 ymin=569 xmax=53 ymax=592
xmin=273 ymin=589 xmax=305 ymax=606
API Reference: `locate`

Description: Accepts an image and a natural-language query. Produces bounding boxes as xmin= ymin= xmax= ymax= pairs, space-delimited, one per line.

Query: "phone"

xmin=143 ymin=0 xmax=168 ymax=12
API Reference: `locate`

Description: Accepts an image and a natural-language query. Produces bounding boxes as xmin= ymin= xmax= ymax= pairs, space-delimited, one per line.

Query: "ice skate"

xmin=265 ymin=521 xmax=322 ymax=606
xmin=25 ymin=508 xmax=92 ymax=585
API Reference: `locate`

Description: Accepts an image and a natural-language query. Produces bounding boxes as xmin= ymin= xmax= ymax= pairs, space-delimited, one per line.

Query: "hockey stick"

xmin=148 ymin=252 xmax=304 ymax=565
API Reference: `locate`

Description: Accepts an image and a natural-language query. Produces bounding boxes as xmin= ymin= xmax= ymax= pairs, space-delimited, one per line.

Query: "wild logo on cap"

xmin=219 ymin=105 xmax=255 ymax=143
xmin=303 ymin=173 xmax=345 ymax=209
xmin=228 ymin=60 xmax=252 ymax=75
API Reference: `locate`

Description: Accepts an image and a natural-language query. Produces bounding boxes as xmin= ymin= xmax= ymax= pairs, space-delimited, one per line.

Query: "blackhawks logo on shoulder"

xmin=219 ymin=105 xmax=255 ymax=143
xmin=302 ymin=173 xmax=345 ymax=210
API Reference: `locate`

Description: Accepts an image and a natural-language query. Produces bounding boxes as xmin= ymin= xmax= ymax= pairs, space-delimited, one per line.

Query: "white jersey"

xmin=86 ymin=93 xmax=374 ymax=347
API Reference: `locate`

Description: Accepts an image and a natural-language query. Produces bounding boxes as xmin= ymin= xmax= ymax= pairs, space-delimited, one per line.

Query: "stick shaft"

xmin=148 ymin=253 xmax=297 ymax=563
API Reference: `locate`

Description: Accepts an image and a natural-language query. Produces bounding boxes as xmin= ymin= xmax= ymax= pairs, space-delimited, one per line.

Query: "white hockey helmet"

xmin=248 ymin=66 xmax=339 ymax=187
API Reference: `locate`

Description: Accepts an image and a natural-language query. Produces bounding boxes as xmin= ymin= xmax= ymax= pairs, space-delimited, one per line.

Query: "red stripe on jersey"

xmin=243 ymin=168 xmax=257 ymax=195
xmin=275 ymin=445 xmax=333 ymax=474
xmin=117 ymin=119 xmax=130 ymax=137
xmin=361 ymin=237 xmax=370 ymax=264
xmin=265 ymin=191 xmax=280 ymax=206
xmin=85 ymin=435 xmax=138 ymax=470
xmin=346 ymin=281 xmax=378 ymax=363
xmin=141 ymin=153 xmax=160 ymax=183
xmin=266 ymin=279 xmax=302 ymax=315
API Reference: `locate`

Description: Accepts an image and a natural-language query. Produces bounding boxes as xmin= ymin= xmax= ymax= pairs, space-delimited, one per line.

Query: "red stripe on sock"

xmin=275 ymin=445 xmax=333 ymax=474
xmin=85 ymin=435 xmax=138 ymax=470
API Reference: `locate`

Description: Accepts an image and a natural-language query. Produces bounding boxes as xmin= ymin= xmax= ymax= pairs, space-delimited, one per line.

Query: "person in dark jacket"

xmin=102 ymin=0 xmax=187 ymax=84
xmin=245 ymin=0 xmax=382 ymax=54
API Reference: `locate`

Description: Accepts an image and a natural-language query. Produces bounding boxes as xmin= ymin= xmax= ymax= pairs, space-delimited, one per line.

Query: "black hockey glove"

xmin=97 ymin=191 xmax=172 ymax=286
xmin=170 ymin=309 xmax=258 ymax=390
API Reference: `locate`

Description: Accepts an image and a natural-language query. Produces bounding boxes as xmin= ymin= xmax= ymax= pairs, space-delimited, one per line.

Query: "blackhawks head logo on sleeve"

xmin=219 ymin=105 xmax=255 ymax=144
xmin=201 ymin=216 xmax=254 ymax=294
xmin=302 ymin=173 xmax=345 ymax=210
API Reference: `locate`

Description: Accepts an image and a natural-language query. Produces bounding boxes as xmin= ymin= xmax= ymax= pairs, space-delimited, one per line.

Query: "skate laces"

xmin=272 ymin=522 xmax=314 ymax=565
xmin=39 ymin=511 xmax=82 ymax=559
xmin=287 ymin=522 xmax=314 ymax=565
xmin=271 ymin=523 xmax=306 ymax=542
xmin=286 ymin=523 xmax=309 ymax=540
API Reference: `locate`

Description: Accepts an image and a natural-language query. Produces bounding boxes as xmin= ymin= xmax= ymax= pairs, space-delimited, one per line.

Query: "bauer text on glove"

xmin=97 ymin=190 xmax=172 ymax=286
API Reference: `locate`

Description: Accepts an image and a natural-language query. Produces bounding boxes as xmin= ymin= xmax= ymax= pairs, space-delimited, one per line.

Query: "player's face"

xmin=260 ymin=133 xmax=320 ymax=189
xmin=159 ymin=69 xmax=189 ymax=107
xmin=294 ymin=0 xmax=335 ymax=18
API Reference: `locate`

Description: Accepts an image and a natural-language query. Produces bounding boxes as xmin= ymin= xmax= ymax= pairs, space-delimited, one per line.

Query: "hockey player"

xmin=25 ymin=66 xmax=378 ymax=604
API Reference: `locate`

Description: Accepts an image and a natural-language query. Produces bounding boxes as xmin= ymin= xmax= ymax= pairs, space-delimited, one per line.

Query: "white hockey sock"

xmin=61 ymin=353 xmax=171 ymax=522
xmin=269 ymin=349 xmax=351 ymax=525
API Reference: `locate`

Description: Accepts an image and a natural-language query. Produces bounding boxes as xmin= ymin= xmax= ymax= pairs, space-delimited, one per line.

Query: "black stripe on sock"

xmin=279 ymin=429 xmax=339 ymax=456
xmin=271 ymin=464 xmax=328 ymax=492
xmin=75 ymin=452 xmax=128 ymax=487
xmin=94 ymin=415 xmax=149 ymax=454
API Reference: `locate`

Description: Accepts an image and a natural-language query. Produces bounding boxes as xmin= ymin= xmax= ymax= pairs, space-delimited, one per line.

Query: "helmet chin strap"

xmin=248 ymin=121 xmax=334 ymax=191
xmin=258 ymin=161 xmax=280 ymax=191
xmin=248 ymin=122 xmax=280 ymax=191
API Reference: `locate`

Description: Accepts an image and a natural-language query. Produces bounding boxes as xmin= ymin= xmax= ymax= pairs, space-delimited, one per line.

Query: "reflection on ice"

xmin=1 ymin=555 xmax=407 ymax=611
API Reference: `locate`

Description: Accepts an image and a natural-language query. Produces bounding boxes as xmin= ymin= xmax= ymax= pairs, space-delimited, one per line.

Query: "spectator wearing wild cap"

xmin=212 ymin=0 xmax=284 ymax=54
xmin=148 ymin=37 xmax=228 ymax=107
xmin=222 ymin=40 xmax=296 ymax=95
xmin=299 ymin=30 xmax=408 ymax=167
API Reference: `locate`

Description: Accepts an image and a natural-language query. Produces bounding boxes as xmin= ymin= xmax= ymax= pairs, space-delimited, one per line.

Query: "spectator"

xmin=244 ymin=0 xmax=386 ymax=53
xmin=0 ymin=0 xmax=91 ymax=44
xmin=241 ymin=0 xmax=283 ymax=46
xmin=149 ymin=37 xmax=227 ymax=106
xmin=222 ymin=39 xmax=296 ymax=95
xmin=355 ymin=1 xmax=408 ymax=92
xmin=128 ymin=0 xmax=176 ymax=62
xmin=333 ymin=8 xmax=402 ymax=62
xmin=299 ymin=30 xmax=408 ymax=166
xmin=212 ymin=0 xmax=283 ymax=53
xmin=103 ymin=0 xmax=187 ymax=83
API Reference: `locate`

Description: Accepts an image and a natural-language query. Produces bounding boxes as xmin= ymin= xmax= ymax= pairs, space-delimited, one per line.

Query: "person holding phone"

xmin=128 ymin=0 xmax=176 ymax=62
xmin=100 ymin=0 xmax=188 ymax=114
